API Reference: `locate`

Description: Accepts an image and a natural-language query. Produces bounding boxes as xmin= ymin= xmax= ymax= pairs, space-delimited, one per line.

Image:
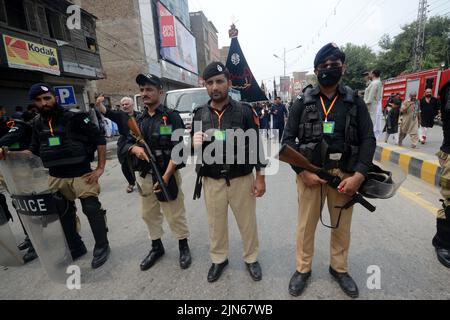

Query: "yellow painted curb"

xmin=421 ymin=161 xmax=439 ymax=186
xmin=381 ymin=148 xmax=392 ymax=162
xmin=399 ymin=153 xmax=412 ymax=172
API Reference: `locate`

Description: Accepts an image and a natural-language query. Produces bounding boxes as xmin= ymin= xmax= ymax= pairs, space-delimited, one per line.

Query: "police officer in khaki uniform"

xmin=27 ymin=83 xmax=110 ymax=269
xmin=283 ymin=44 xmax=376 ymax=298
xmin=125 ymin=74 xmax=191 ymax=271
xmin=192 ymin=62 xmax=266 ymax=283
xmin=434 ymin=82 xmax=450 ymax=268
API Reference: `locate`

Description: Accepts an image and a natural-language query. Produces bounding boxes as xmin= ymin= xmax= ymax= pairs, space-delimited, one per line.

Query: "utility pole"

xmin=413 ymin=0 xmax=428 ymax=71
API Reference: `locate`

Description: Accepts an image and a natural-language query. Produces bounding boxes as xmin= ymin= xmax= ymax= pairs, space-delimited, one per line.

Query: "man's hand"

xmin=338 ymin=172 xmax=366 ymax=196
xmin=193 ymin=132 xmax=206 ymax=149
xmin=300 ymin=171 xmax=327 ymax=188
xmin=131 ymin=146 xmax=150 ymax=162
xmin=0 ymin=148 xmax=5 ymax=160
xmin=82 ymin=167 xmax=104 ymax=185
xmin=252 ymin=174 xmax=266 ymax=198
xmin=96 ymin=95 xmax=105 ymax=105
xmin=96 ymin=95 xmax=107 ymax=114
xmin=153 ymin=174 xmax=171 ymax=193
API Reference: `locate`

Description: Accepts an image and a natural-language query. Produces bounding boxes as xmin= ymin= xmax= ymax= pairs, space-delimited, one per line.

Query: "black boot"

xmin=23 ymin=245 xmax=38 ymax=264
xmin=18 ymin=236 xmax=31 ymax=251
xmin=329 ymin=267 xmax=359 ymax=299
xmin=289 ymin=271 xmax=311 ymax=297
xmin=179 ymin=239 xmax=192 ymax=270
xmin=80 ymin=197 xmax=110 ymax=269
xmin=140 ymin=239 xmax=165 ymax=271
xmin=59 ymin=200 xmax=87 ymax=258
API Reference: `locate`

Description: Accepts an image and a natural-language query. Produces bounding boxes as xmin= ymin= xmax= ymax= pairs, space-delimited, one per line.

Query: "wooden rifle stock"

xmin=127 ymin=116 xmax=174 ymax=202
xmin=278 ymin=145 xmax=320 ymax=173
xmin=277 ymin=144 xmax=376 ymax=213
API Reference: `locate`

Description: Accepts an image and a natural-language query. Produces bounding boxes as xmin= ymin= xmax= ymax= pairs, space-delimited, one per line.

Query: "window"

xmin=4 ymin=0 xmax=27 ymax=30
xmin=23 ymin=0 xmax=38 ymax=32
xmin=0 ymin=0 xmax=7 ymax=24
xmin=205 ymin=47 xmax=210 ymax=62
xmin=46 ymin=9 xmax=64 ymax=40
xmin=36 ymin=5 xmax=49 ymax=36
xmin=86 ymin=37 xmax=97 ymax=53
xmin=204 ymin=28 xmax=208 ymax=41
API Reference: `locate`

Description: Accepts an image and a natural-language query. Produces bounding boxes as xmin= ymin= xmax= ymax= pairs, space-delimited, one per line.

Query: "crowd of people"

xmin=363 ymin=70 xmax=441 ymax=148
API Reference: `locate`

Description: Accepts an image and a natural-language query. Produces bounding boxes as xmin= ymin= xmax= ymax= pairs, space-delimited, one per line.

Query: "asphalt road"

xmin=1 ymin=153 xmax=449 ymax=300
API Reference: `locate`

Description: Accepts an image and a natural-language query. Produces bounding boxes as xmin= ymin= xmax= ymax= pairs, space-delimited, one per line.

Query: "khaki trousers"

xmin=48 ymin=176 xmax=100 ymax=201
xmin=203 ymin=174 xmax=259 ymax=264
xmin=138 ymin=171 xmax=189 ymax=241
xmin=437 ymin=151 xmax=450 ymax=220
xmin=296 ymin=170 xmax=354 ymax=273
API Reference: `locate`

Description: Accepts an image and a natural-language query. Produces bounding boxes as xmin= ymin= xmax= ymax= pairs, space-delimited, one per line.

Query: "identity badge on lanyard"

xmin=160 ymin=115 xmax=173 ymax=136
xmin=214 ymin=130 xmax=226 ymax=141
xmin=48 ymin=119 xmax=61 ymax=147
xmin=213 ymin=109 xmax=227 ymax=141
xmin=160 ymin=125 xmax=173 ymax=136
xmin=320 ymin=95 xmax=338 ymax=135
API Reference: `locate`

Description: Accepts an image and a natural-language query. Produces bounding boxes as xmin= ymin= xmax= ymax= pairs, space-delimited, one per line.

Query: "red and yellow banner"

xmin=3 ymin=34 xmax=60 ymax=75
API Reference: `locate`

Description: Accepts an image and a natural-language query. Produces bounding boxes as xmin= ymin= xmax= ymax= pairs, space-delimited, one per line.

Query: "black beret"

xmin=314 ymin=43 xmax=346 ymax=69
xmin=28 ymin=83 xmax=55 ymax=100
xmin=136 ymin=73 xmax=163 ymax=88
xmin=203 ymin=62 xmax=228 ymax=81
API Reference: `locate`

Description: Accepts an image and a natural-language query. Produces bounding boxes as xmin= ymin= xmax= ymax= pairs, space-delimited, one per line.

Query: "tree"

xmin=376 ymin=16 xmax=450 ymax=79
xmin=341 ymin=43 xmax=377 ymax=90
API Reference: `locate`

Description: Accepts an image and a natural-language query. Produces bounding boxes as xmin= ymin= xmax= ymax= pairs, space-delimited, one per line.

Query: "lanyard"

xmin=48 ymin=119 xmax=54 ymax=136
xmin=320 ymin=95 xmax=339 ymax=122
xmin=213 ymin=108 xmax=228 ymax=129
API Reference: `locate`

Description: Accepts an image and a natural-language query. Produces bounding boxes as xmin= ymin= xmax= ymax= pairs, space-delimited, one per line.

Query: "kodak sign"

xmin=2 ymin=34 xmax=60 ymax=76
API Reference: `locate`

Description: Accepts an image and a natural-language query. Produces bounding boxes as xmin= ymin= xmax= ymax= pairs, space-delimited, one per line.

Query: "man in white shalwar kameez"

xmin=364 ymin=70 xmax=383 ymax=139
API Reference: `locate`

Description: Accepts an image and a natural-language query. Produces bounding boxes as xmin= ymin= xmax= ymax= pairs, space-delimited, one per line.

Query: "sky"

xmin=188 ymin=0 xmax=450 ymax=89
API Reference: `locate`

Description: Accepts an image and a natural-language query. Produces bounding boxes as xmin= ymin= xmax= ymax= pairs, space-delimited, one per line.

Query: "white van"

xmin=134 ymin=88 xmax=242 ymax=132
xmin=163 ymin=88 xmax=209 ymax=132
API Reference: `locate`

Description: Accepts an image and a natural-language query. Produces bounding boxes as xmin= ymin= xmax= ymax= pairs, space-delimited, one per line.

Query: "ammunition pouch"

xmin=299 ymin=142 xmax=322 ymax=167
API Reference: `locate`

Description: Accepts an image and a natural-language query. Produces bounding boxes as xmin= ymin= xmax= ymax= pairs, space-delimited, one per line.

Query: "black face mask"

xmin=317 ymin=67 xmax=343 ymax=87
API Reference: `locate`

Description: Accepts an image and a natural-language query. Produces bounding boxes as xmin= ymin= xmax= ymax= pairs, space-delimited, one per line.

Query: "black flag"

xmin=226 ymin=37 xmax=268 ymax=102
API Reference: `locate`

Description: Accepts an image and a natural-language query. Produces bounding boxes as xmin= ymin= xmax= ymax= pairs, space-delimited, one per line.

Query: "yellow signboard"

xmin=3 ymin=34 xmax=60 ymax=76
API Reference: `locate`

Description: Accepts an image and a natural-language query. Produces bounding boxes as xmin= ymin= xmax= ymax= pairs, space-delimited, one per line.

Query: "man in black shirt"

xmin=419 ymin=88 xmax=440 ymax=144
xmin=282 ymin=43 xmax=376 ymax=298
xmin=434 ymin=82 xmax=450 ymax=268
xmin=123 ymin=74 xmax=191 ymax=271
xmin=27 ymin=83 xmax=110 ymax=269
xmin=0 ymin=111 xmax=36 ymax=263
xmin=192 ymin=62 xmax=266 ymax=283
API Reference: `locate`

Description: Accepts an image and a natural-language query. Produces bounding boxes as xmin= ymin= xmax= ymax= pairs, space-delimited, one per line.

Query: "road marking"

xmin=398 ymin=187 xmax=439 ymax=217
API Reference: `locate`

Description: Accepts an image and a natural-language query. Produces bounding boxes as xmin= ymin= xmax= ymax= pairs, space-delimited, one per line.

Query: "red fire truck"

xmin=382 ymin=68 xmax=450 ymax=108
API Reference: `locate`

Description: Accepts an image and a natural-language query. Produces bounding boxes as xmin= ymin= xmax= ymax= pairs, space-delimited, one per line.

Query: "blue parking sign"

xmin=54 ymin=86 xmax=77 ymax=106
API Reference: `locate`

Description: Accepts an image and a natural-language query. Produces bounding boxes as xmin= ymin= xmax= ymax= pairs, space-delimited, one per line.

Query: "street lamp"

xmin=273 ymin=44 xmax=302 ymax=76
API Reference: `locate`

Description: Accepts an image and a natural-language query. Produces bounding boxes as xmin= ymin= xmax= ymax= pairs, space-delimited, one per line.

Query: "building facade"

xmin=220 ymin=46 xmax=229 ymax=65
xmin=78 ymin=0 xmax=199 ymax=107
xmin=0 ymin=0 xmax=104 ymax=114
xmin=189 ymin=11 xmax=219 ymax=78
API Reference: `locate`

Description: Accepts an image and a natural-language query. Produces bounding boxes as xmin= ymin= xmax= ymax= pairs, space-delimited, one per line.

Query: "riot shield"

xmin=0 ymin=204 xmax=23 ymax=266
xmin=0 ymin=152 xmax=73 ymax=283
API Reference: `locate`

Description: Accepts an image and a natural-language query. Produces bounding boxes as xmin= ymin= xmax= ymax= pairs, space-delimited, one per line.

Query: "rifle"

xmin=278 ymin=144 xmax=376 ymax=213
xmin=127 ymin=116 xmax=174 ymax=202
